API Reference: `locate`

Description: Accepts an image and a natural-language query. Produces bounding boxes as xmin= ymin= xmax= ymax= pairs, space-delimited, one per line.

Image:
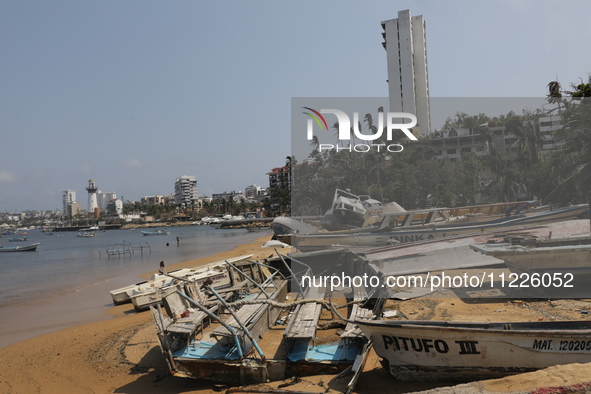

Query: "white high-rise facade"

xmin=382 ymin=9 xmax=431 ymax=135
xmin=174 ymin=175 xmax=198 ymax=205
xmin=97 ymin=191 xmax=117 ymax=210
xmin=62 ymin=190 xmax=76 ymax=216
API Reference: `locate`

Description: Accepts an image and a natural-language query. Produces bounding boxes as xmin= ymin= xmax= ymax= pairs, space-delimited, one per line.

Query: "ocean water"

xmin=0 ymin=225 xmax=267 ymax=309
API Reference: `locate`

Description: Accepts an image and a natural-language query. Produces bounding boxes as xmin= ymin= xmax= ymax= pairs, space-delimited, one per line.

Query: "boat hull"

xmin=356 ymin=319 xmax=591 ymax=381
xmin=292 ymin=205 xmax=588 ymax=252
xmin=131 ymin=269 xmax=230 ymax=311
xmin=470 ymin=238 xmax=591 ymax=274
xmin=0 ymin=243 xmax=40 ymax=252
xmin=141 ymin=230 xmax=170 ymax=236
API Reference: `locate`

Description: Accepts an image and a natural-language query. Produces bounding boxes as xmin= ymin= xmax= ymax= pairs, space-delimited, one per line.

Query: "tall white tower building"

xmin=174 ymin=175 xmax=198 ymax=205
xmin=86 ymin=179 xmax=99 ymax=217
xmin=382 ymin=9 xmax=431 ymax=135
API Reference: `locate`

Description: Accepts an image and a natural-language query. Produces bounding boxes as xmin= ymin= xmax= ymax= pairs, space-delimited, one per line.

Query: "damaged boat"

xmin=289 ymin=204 xmax=588 ymax=252
xmin=149 ymin=250 xmax=384 ymax=384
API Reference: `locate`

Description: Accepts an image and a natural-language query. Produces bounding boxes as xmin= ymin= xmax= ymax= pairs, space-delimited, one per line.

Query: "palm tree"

xmin=506 ymin=118 xmax=541 ymax=169
xmin=309 ymin=135 xmax=320 ymax=152
xmin=546 ymin=88 xmax=591 ymax=202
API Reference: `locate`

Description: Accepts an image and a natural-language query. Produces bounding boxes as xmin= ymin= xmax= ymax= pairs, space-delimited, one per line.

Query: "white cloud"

xmin=0 ymin=170 xmax=17 ymax=183
xmin=125 ymin=158 xmax=144 ymax=169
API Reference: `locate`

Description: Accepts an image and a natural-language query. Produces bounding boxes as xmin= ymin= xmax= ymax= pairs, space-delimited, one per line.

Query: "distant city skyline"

xmin=2 ymin=1 xmax=591 ymax=211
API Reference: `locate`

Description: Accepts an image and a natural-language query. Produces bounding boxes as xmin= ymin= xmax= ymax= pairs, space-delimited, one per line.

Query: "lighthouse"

xmin=86 ymin=179 xmax=99 ymax=218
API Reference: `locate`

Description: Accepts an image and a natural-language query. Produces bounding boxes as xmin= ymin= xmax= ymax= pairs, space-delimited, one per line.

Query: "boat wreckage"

xmin=148 ymin=250 xmax=385 ymax=385
xmin=133 ymin=216 xmax=591 ymax=386
xmin=286 ymin=203 xmax=588 ymax=252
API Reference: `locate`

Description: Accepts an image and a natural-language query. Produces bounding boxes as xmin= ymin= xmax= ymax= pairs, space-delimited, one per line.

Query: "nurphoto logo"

xmin=303 ymin=107 xmax=418 ymax=152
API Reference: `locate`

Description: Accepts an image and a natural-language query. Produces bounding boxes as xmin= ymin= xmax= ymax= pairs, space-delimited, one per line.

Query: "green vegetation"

xmin=290 ymin=77 xmax=591 ymax=215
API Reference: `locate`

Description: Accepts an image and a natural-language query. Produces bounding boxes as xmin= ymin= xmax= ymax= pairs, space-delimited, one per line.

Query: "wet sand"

xmin=2 ymin=235 xmax=591 ymax=393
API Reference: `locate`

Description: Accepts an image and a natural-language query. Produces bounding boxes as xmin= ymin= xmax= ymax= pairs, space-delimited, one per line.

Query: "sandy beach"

xmin=2 ymin=235 xmax=591 ymax=394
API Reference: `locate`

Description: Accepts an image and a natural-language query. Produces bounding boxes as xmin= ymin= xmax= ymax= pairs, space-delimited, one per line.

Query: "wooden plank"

xmin=163 ymin=292 xmax=189 ymax=319
xmin=345 ymin=339 xmax=373 ymax=394
xmin=285 ymin=303 xmax=323 ymax=339
xmin=341 ymin=304 xmax=374 ymax=339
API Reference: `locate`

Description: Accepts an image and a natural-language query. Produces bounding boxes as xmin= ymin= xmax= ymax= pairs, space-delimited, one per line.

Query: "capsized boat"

xmin=0 ymin=243 xmax=40 ymax=252
xmin=356 ymin=319 xmax=591 ymax=382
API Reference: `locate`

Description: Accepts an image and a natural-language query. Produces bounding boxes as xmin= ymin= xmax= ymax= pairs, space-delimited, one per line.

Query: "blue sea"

xmin=0 ymin=225 xmax=267 ymax=309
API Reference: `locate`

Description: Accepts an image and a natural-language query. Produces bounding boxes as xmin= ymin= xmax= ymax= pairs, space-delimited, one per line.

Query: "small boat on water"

xmin=356 ymin=319 xmax=591 ymax=382
xmin=0 ymin=243 xmax=40 ymax=252
xmin=141 ymin=229 xmax=170 ymax=236
xmin=76 ymin=232 xmax=95 ymax=237
xmin=8 ymin=236 xmax=28 ymax=242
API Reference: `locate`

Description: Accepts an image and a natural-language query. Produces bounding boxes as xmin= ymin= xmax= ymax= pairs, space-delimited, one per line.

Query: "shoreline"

xmin=3 ymin=235 xmax=591 ymax=393
xmin=0 ymin=234 xmax=276 ymax=349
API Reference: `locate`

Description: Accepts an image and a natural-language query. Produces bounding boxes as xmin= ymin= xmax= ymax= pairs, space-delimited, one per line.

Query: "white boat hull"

xmin=112 ymin=254 xmax=253 ymax=310
xmin=130 ymin=269 xmax=230 ymax=311
xmin=356 ymin=319 xmax=591 ymax=381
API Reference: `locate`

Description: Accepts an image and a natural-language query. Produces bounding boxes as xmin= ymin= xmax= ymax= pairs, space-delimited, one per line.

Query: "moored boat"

xmin=0 ymin=243 xmax=40 ymax=252
xmin=141 ymin=229 xmax=170 ymax=236
xmin=8 ymin=236 xmax=28 ymax=242
xmin=355 ymin=319 xmax=591 ymax=382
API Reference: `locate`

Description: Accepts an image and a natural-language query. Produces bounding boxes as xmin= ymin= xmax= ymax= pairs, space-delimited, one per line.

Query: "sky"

xmin=2 ymin=0 xmax=591 ymax=212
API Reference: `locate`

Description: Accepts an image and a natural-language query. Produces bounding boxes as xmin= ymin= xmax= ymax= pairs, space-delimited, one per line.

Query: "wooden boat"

xmin=150 ymin=263 xmax=289 ymax=384
xmin=141 ymin=229 xmax=170 ymax=236
xmin=130 ymin=267 xmax=230 ymax=311
xmin=110 ymin=255 xmax=252 ymax=309
xmin=355 ymin=319 xmax=591 ymax=382
xmin=0 ymin=243 xmax=40 ymax=252
xmin=289 ymin=204 xmax=588 ymax=252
